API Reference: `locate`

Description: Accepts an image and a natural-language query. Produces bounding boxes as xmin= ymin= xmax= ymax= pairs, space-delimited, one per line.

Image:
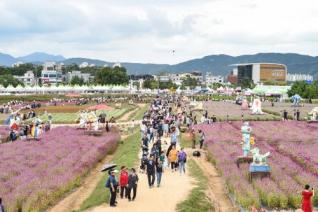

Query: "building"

xmin=230 ymin=63 xmax=287 ymax=84
xmin=79 ymin=62 xmax=89 ymax=68
xmin=112 ymin=63 xmax=122 ymax=68
xmin=287 ymin=73 xmax=313 ymax=82
xmin=14 ymin=71 xmax=36 ymax=85
xmin=227 ymin=70 xmax=238 ymax=84
xmin=129 ymin=74 xmax=154 ymax=81
xmin=169 ymin=74 xmax=183 ymax=86
xmin=158 ymin=75 xmax=170 ymax=82
xmin=184 ymin=71 xmax=204 ymax=83
xmin=12 ymin=61 xmax=24 ymax=67
xmin=41 ymin=62 xmax=63 ymax=84
xmin=205 ymin=72 xmax=224 ymax=84
xmin=66 ymin=71 xmax=91 ymax=83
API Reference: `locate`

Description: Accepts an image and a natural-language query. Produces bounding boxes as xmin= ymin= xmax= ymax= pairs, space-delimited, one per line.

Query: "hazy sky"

xmin=0 ymin=0 xmax=318 ymax=64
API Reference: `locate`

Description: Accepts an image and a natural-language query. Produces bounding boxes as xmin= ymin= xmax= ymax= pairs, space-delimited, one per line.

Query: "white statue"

xmin=250 ymin=147 xmax=270 ymax=165
xmin=251 ymin=98 xmax=263 ymax=115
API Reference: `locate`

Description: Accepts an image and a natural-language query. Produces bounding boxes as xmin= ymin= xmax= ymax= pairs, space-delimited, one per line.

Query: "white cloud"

xmin=0 ymin=0 xmax=318 ymax=64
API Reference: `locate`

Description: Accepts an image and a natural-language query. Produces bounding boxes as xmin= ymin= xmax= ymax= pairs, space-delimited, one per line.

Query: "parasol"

xmin=101 ymin=163 xmax=117 ymax=172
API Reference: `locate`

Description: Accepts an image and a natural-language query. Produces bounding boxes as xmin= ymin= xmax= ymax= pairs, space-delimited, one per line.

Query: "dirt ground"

xmin=189 ymin=149 xmax=238 ymax=212
xmin=87 ymin=137 xmax=194 ymax=212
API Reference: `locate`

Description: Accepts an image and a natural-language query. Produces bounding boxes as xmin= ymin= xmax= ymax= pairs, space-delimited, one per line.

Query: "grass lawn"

xmin=176 ymin=159 xmax=214 ymax=212
xmin=40 ymin=108 xmax=130 ymax=124
xmin=77 ymin=130 xmax=141 ymax=211
xmin=128 ymin=103 xmax=149 ymax=121
xmin=262 ymin=102 xmax=318 ymax=120
xmin=26 ymin=104 xmax=135 ymax=124
xmin=202 ymin=101 xmax=280 ymax=121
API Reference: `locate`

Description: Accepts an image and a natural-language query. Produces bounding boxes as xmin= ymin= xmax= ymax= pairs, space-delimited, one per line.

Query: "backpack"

xmin=105 ymin=178 xmax=111 ymax=188
xmin=178 ymin=152 xmax=187 ymax=162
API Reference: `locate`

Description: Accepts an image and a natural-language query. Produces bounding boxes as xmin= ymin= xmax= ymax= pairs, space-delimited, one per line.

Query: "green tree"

xmin=287 ymin=81 xmax=306 ymax=97
xmin=288 ymin=81 xmax=318 ymax=98
xmin=159 ymin=80 xmax=177 ymax=89
xmin=63 ymin=63 xmax=80 ymax=74
xmin=0 ymin=74 xmax=24 ymax=87
xmin=240 ymin=79 xmax=255 ymax=89
xmin=70 ymin=76 xmax=85 ymax=85
xmin=143 ymin=79 xmax=159 ymax=89
xmin=95 ymin=67 xmax=129 ymax=85
xmin=182 ymin=76 xmax=198 ymax=89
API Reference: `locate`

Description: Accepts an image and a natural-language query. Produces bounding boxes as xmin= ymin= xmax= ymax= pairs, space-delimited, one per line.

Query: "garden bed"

xmin=0 ymin=127 xmax=120 ymax=211
xmin=194 ymin=121 xmax=318 ymax=210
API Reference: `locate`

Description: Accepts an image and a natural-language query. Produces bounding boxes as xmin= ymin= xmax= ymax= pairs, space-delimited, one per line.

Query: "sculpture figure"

xmin=250 ymin=147 xmax=270 ymax=165
xmin=241 ymin=122 xmax=252 ymax=156
xmin=251 ymin=98 xmax=263 ymax=115
xmin=241 ymin=98 xmax=249 ymax=110
xmin=291 ymin=94 xmax=301 ymax=107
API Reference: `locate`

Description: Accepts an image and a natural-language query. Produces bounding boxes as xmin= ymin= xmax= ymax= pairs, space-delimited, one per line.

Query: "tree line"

xmin=0 ymin=64 xmax=129 ymax=87
xmin=287 ymin=81 xmax=318 ymax=99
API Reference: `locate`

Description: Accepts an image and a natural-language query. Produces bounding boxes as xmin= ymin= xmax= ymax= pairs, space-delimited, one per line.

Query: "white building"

xmin=79 ymin=62 xmax=89 ymax=68
xmin=205 ymin=72 xmax=224 ymax=84
xmin=158 ymin=75 xmax=170 ymax=82
xmin=169 ymin=74 xmax=183 ymax=86
xmin=66 ymin=71 xmax=91 ymax=83
xmin=14 ymin=71 xmax=36 ymax=85
xmin=41 ymin=62 xmax=63 ymax=84
xmin=113 ymin=63 xmax=122 ymax=68
xmin=12 ymin=61 xmax=24 ymax=67
xmin=287 ymin=73 xmax=313 ymax=82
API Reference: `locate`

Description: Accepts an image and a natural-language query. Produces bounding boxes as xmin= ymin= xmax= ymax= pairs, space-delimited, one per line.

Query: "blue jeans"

xmin=156 ymin=172 xmax=162 ymax=185
xmin=179 ymin=161 xmax=186 ymax=174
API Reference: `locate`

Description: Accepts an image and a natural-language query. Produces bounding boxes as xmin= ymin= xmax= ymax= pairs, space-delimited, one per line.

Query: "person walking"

xmin=296 ymin=109 xmax=300 ymax=121
xmin=301 ymin=184 xmax=314 ymax=212
xmin=146 ymin=156 xmax=156 ymax=188
xmin=178 ymin=147 xmax=187 ymax=175
xmin=168 ymin=145 xmax=178 ymax=172
xmin=198 ymin=129 xmax=205 ymax=149
xmin=156 ymin=160 xmax=164 ymax=187
xmin=119 ymin=166 xmax=129 ymax=199
xmin=283 ymin=110 xmax=288 ymax=121
xmin=170 ymin=126 xmax=178 ymax=145
xmin=127 ymin=168 xmax=139 ymax=201
xmin=105 ymin=169 xmax=119 ymax=207
xmin=190 ymin=128 xmax=196 ymax=149
xmin=0 ymin=198 xmax=4 ymax=212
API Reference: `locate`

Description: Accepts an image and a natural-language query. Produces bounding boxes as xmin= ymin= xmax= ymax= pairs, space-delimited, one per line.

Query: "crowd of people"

xmin=0 ymin=100 xmax=41 ymax=114
xmin=105 ymin=94 xmax=193 ymax=207
xmin=0 ymin=107 xmax=52 ymax=143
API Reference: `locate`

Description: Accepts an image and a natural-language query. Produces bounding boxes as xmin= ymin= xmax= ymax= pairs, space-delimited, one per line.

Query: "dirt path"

xmin=87 ymin=137 xmax=194 ymax=212
xmin=189 ymin=149 xmax=238 ymax=212
xmin=47 ymin=107 xmax=138 ymax=212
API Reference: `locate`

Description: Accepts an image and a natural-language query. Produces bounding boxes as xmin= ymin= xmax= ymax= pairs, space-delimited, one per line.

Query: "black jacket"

xmin=128 ymin=174 xmax=139 ymax=188
xmin=146 ymin=160 xmax=156 ymax=174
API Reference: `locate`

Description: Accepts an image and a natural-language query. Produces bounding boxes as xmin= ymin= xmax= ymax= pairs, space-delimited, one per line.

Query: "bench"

xmin=236 ymin=156 xmax=253 ymax=168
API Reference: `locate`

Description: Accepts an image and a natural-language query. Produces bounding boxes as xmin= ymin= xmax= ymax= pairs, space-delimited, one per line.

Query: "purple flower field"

xmin=195 ymin=121 xmax=318 ymax=209
xmin=0 ymin=127 xmax=119 ymax=211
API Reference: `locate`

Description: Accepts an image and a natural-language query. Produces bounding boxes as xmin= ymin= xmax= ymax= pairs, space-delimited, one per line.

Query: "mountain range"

xmin=1 ymin=52 xmax=318 ymax=79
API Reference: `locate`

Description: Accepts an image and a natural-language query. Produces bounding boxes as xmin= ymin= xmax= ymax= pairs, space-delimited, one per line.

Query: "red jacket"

xmin=119 ymin=170 xmax=129 ymax=186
